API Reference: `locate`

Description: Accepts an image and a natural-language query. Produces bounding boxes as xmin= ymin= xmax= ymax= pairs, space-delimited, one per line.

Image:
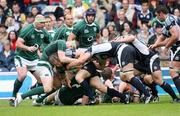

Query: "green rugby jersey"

xmin=40 ymin=40 xmax=66 ymax=61
xmin=53 ymin=24 xmax=73 ymax=41
xmin=72 ymin=20 xmax=100 ymax=48
xmin=16 ymin=24 xmax=51 ymax=61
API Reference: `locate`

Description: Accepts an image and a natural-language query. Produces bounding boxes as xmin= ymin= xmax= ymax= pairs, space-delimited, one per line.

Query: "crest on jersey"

xmin=93 ymin=27 xmax=97 ymax=32
xmin=31 ymin=35 xmax=35 ymax=39
xmin=66 ymin=31 xmax=70 ymax=35
xmin=40 ymin=34 xmax=44 ymax=38
xmin=87 ymin=36 xmax=94 ymax=42
xmin=175 ymin=56 xmax=179 ymax=61
xmin=154 ymin=66 xmax=158 ymax=70
xmin=84 ymin=29 xmax=89 ymax=33
xmin=122 ymin=61 xmax=125 ymax=66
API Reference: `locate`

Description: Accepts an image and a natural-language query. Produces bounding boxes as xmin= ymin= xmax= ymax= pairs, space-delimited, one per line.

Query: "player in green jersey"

xmin=10 ymin=14 xmax=51 ymax=106
xmin=67 ymin=8 xmax=101 ymax=51
xmin=14 ymin=40 xmax=78 ymax=107
xmin=53 ymin=14 xmax=74 ymax=42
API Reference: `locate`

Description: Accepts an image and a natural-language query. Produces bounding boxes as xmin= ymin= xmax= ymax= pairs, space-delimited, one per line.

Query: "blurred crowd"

xmin=0 ymin=0 xmax=179 ymax=72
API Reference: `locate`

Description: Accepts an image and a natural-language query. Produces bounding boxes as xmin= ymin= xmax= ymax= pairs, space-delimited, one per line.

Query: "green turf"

xmin=0 ymin=95 xmax=180 ymax=116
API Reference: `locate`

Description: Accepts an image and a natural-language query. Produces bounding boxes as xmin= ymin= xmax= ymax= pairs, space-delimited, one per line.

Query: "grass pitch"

xmin=0 ymin=95 xmax=180 ymax=116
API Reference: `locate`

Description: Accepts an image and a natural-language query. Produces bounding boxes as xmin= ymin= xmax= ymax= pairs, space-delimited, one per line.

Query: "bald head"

xmin=34 ymin=14 xmax=46 ymax=23
xmin=34 ymin=14 xmax=46 ymax=29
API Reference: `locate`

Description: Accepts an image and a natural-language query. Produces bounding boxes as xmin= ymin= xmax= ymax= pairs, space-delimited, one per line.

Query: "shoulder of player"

xmin=74 ymin=20 xmax=85 ymax=27
xmin=165 ymin=14 xmax=176 ymax=25
xmin=20 ymin=23 xmax=34 ymax=33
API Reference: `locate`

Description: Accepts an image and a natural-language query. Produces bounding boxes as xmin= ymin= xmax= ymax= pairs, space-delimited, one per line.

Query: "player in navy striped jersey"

xmin=150 ymin=5 xmax=180 ymax=98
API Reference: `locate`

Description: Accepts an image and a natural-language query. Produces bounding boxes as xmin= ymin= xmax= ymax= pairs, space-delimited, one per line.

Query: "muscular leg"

xmin=12 ymin=67 xmax=28 ymax=98
xmin=143 ymin=75 xmax=158 ymax=97
xmin=121 ymin=63 xmax=151 ymax=98
xmin=170 ymin=61 xmax=180 ymax=95
xmin=75 ymin=69 xmax=94 ymax=100
xmin=35 ymin=75 xmax=62 ymax=103
xmin=152 ymin=70 xmax=178 ymax=100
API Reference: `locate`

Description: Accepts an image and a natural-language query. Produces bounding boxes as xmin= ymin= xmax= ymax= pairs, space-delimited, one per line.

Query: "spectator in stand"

xmin=64 ymin=7 xmax=72 ymax=15
xmin=137 ymin=0 xmax=153 ymax=29
xmin=106 ymin=22 xmax=119 ymax=41
xmin=12 ymin=2 xmax=26 ymax=29
xmin=31 ymin=5 xmax=40 ymax=17
xmin=0 ymin=0 xmax=12 ymax=19
xmin=59 ymin=0 xmax=68 ymax=9
xmin=149 ymin=0 xmax=161 ymax=17
xmin=91 ymin=2 xmax=105 ymax=29
xmin=148 ymin=22 xmax=164 ymax=46
xmin=137 ymin=22 xmax=151 ymax=46
xmin=22 ymin=13 xmax=35 ymax=28
xmin=49 ymin=0 xmax=60 ymax=5
xmin=0 ymin=5 xmax=6 ymax=23
xmin=0 ymin=24 xmax=8 ymax=52
xmin=173 ymin=7 xmax=180 ymax=18
xmin=166 ymin=0 xmax=179 ymax=14
xmin=5 ymin=16 xmax=20 ymax=33
xmin=0 ymin=40 xmax=16 ymax=72
xmin=100 ymin=27 xmax=110 ymax=43
xmin=127 ymin=0 xmax=139 ymax=29
xmin=7 ymin=30 xmax=18 ymax=51
xmin=27 ymin=0 xmax=48 ymax=13
xmin=121 ymin=0 xmax=136 ymax=24
xmin=115 ymin=9 xmax=132 ymax=35
xmin=121 ymin=22 xmax=136 ymax=36
xmin=72 ymin=0 xmax=89 ymax=23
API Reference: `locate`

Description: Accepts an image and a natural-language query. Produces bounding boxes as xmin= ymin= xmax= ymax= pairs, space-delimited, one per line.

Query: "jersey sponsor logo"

xmin=87 ymin=36 xmax=94 ymax=42
xmin=84 ymin=29 xmax=89 ymax=33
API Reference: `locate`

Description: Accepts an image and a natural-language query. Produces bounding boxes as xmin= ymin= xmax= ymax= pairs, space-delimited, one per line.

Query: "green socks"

xmin=21 ymin=86 xmax=44 ymax=99
xmin=12 ymin=79 xmax=23 ymax=97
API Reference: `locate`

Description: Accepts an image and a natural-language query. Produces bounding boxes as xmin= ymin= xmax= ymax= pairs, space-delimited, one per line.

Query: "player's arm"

xmin=67 ymin=51 xmax=92 ymax=69
xmin=58 ymin=50 xmax=76 ymax=64
xmin=165 ymin=26 xmax=179 ymax=49
xmin=115 ymin=34 xmax=135 ymax=43
xmin=149 ymin=34 xmax=166 ymax=49
xmin=16 ymin=37 xmax=37 ymax=52
xmin=67 ymin=32 xmax=76 ymax=41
